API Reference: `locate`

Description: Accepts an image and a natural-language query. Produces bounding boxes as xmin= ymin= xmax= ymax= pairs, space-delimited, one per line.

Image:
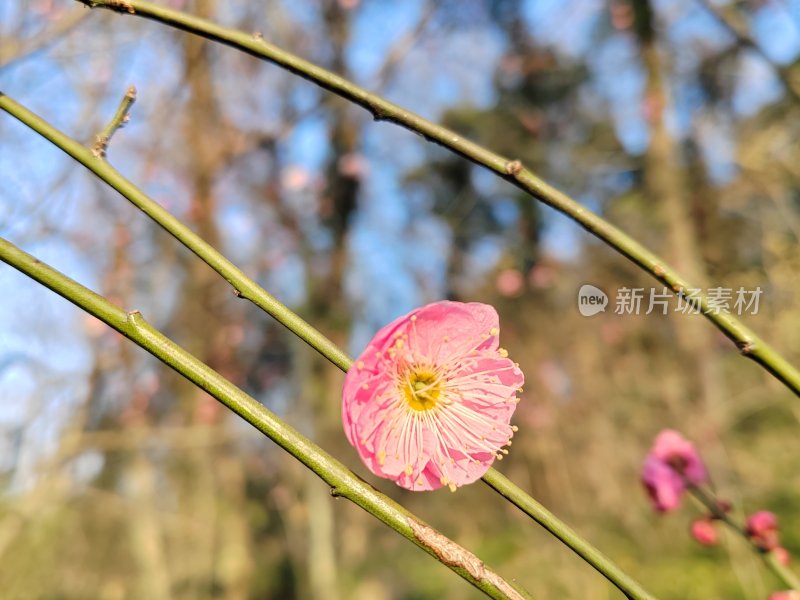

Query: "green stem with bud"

xmin=688 ymin=486 xmax=800 ymax=591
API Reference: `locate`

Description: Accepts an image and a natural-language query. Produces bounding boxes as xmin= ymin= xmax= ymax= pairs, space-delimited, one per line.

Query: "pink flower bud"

xmin=690 ymin=519 xmax=718 ymax=546
xmin=746 ymin=511 xmax=781 ymax=551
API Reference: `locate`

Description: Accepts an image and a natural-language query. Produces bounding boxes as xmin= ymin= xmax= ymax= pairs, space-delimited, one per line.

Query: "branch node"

xmin=126 ymin=309 xmax=144 ymax=326
xmin=92 ymin=84 xmax=137 ymax=158
xmin=371 ymin=107 xmax=389 ymax=122
xmin=233 ymin=288 xmax=244 ymax=298
xmin=252 ymin=31 xmax=263 ymax=41
xmin=737 ymin=340 xmax=755 ymax=355
xmin=653 ymin=264 xmax=665 ymax=278
xmin=105 ymin=0 xmax=136 ymax=14
xmin=504 ymin=159 xmax=523 ymax=176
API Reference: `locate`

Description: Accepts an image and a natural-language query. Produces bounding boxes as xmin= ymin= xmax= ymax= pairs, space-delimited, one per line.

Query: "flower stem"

xmin=482 ymin=469 xmax=657 ymax=600
xmin=71 ymin=0 xmax=800 ymax=398
xmin=0 ymin=236 xmax=532 ymax=600
xmin=0 ymin=91 xmax=658 ymax=599
xmin=688 ymin=486 xmax=800 ymax=591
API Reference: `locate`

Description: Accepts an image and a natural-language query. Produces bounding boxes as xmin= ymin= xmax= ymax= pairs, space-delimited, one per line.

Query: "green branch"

xmin=0 ymin=236 xmax=532 ymax=600
xmin=92 ymin=84 xmax=136 ymax=158
xmin=0 ymin=92 xmax=658 ymax=599
xmin=688 ymin=486 xmax=800 ymax=591
xmin=73 ymin=0 xmax=800 ymax=398
xmin=0 ymin=91 xmax=351 ymax=374
xmin=482 ymin=470 xmax=653 ymax=600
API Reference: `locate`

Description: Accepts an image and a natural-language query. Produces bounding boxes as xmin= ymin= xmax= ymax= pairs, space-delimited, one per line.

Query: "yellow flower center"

xmin=402 ymin=368 xmax=442 ymax=411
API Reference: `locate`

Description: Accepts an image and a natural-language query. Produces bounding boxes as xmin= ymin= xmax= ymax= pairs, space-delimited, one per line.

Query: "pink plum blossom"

xmin=746 ymin=511 xmax=781 ymax=551
xmin=650 ymin=429 xmax=707 ymax=484
xmin=641 ymin=429 xmax=707 ymax=512
xmin=342 ymin=301 xmax=524 ymax=491
xmin=690 ymin=518 xmax=719 ymax=546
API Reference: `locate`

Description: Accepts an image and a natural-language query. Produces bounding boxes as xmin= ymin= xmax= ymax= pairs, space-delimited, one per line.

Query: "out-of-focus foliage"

xmin=0 ymin=0 xmax=798 ymax=598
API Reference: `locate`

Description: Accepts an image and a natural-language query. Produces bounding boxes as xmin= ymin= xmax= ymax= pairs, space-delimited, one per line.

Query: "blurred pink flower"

xmin=690 ymin=518 xmax=718 ymax=546
xmin=768 ymin=592 xmax=800 ymax=600
xmin=610 ymin=1 xmax=634 ymax=31
xmin=642 ymin=455 xmax=683 ymax=511
xmin=528 ymin=263 xmax=555 ymax=289
xmin=281 ymin=165 xmax=310 ymax=191
xmin=773 ymin=547 xmax=791 ymax=566
xmin=746 ymin=511 xmax=781 ymax=551
xmin=338 ymin=152 xmax=368 ymax=179
xmin=641 ymin=429 xmax=707 ymax=512
xmin=495 ymin=268 xmax=524 ymax=297
xmin=342 ymin=301 xmax=524 ymax=491
xmin=537 ymin=360 xmax=571 ymax=399
xmin=651 ymin=429 xmax=708 ymax=484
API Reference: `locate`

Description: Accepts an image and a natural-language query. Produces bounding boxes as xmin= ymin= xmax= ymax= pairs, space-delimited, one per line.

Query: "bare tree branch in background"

xmin=0 ymin=8 xmax=90 ymax=70
xmin=696 ymin=0 xmax=800 ymax=104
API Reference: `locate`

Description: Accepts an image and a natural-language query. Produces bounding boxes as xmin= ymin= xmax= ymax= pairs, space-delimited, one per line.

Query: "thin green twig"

xmin=73 ymin=0 xmax=800 ymax=398
xmin=483 ymin=469 xmax=655 ymax=600
xmin=689 ymin=486 xmax=800 ymax=591
xmin=92 ymin=84 xmax=136 ymax=158
xmin=0 ymin=91 xmax=658 ymax=599
xmin=0 ymin=236 xmax=532 ymax=600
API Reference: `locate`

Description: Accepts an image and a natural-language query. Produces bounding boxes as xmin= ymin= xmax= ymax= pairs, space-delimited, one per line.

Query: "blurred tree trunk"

xmin=633 ymin=0 xmax=725 ymax=421
xmin=129 ymin=450 xmax=172 ymax=600
xmin=168 ymin=1 xmax=253 ymax=596
xmin=297 ymin=4 xmax=364 ymax=599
